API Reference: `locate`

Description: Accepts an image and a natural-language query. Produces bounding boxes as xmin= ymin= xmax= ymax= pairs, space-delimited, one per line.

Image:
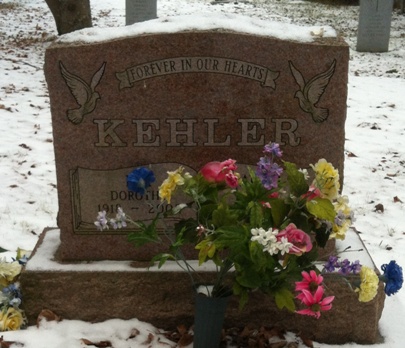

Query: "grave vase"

xmin=193 ymin=286 xmax=231 ymax=348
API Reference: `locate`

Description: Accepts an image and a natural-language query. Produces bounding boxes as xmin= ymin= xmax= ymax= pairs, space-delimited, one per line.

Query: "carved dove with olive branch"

xmin=59 ymin=61 xmax=106 ymax=125
xmin=289 ymin=59 xmax=336 ymax=123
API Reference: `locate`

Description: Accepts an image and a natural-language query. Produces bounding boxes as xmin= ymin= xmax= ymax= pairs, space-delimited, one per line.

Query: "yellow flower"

xmin=330 ymin=195 xmax=352 ymax=240
xmin=331 ymin=220 xmax=351 ymax=240
xmin=0 ymin=307 xmax=25 ymax=331
xmin=356 ymin=266 xmax=379 ymax=302
xmin=0 ymin=259 xmax=22 ymax=287
xmin=158 ymin=167 xmax=187 ymax=204
xmin=311 ymin=159 xmax=340 ymax=200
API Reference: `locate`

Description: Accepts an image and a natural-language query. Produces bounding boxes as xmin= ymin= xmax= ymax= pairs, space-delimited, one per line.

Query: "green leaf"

xmin=284 ymin=161 xmax=308 ymax=196
xmin=248 ymin=241 xmax=265 ymax=267
xmin=195 ymin=239 xmax=216 ymax=265
xmin=214 ymin=226 xmax=248 ymax=255
xmin=233 ymin=283 xmax=249 ymax=310
xmin=314 ymin=223 xmax=332 ymax=248
xmin=235 ymin=265 xmax=263 ymax=289
xmin=174 ymin=218 xmax=198 ymax=244
xmin=212 ymin=203 xmax=238 ymax=227
xmin=306 ymin=197 xmax=336 ymax=222
xmin=0 ymin=247 xmax=8 ymax=253
xmin=151 ymin=253 xmax=174 ymax=268
xmin=166 ymin=203 xmax=188 ymax=216
xmin=274 ymin=288 xmax=296 ymax=311
xmin=127 ymin=232 xmax=159 ymax=247
xmin=127 ymin=215 xmax=160 ymax=247
xmin=268 ymin=198 xmax=289 ymax=228
xmin=248 ymin=201 xmax=263 ymax=227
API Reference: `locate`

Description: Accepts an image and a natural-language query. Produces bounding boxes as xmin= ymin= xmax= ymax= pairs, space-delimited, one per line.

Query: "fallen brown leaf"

xmin=177 ymin=332 xmax=193 ymax=347
xmin=0 ymin=335 xmax=23 ymax=348
xmin=301 ymin=336 xmax=314 ymax=348
xmin=374 ymin=203 xmax=384 ymax=213
xmin=80 ymin=339 xmax=112 ymax=347
xmin=176 ymin=324 xmax=188 ymax=335
xmin=143 ymin=333 xmax=154 ymax=345
xmin=128 ymin=328 xmax=140 ymax=339
xmin=394 ymin=196 xmax=403 ymax=203
xmin=269 ymin=340 xmax=287 ymax=348
xmin=36 ymin=309 xmax=61 ymax=327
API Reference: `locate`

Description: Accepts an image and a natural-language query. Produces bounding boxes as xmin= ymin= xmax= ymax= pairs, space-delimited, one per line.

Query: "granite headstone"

xmin=126 ymin=0 xmax=157 ymax=25
xmin=357 ymin=0 xmax=394 ymax=52
xmin=44 ymin=17 xmax=349 ymax=261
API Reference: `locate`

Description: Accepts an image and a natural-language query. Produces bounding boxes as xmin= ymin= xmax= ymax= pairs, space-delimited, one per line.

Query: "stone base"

xmin=20 ymin=228 xmax=385 ymax=344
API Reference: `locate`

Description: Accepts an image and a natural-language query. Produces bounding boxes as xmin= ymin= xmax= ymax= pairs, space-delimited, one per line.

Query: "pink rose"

xmin=277 ymin=223 xmax=312 ymax=255
xmin=200 ymin=159 xmax=238 ymax=187
xmin=301 ymin=185 xmax=322 ymax=201
xmin=225 ymin=172 xmax=239 ymax=188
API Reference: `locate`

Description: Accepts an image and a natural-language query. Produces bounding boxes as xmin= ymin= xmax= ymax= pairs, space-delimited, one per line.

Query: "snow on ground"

xmin=0 ymin=0 xmax=404 ymax=347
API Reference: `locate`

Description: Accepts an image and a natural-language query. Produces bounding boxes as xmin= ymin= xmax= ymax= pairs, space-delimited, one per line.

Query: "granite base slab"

xmin=20 ymin=228 xmax=385 ymax=344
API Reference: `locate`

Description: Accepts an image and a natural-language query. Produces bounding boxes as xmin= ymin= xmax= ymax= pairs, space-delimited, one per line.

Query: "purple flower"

xmin=256 ymin=157 xmax=283 ymax=190
xmin=381 ymin=261 xmax=403 ymax=296
xmin=324 ymin=255 xmax=339 ymax=272
xmin=110 ymin=207 xmax=127 ymax=230
xmin=324 ymin=256 xmax=362 ymax=275
xmin=94 ymin=211 xmax=108 ymax=231
xmin=263 ymin=142 xmax=283 ymax=158
xmin=338 ymin=259 xmax=352 ymax=275
xmin=127 ymin=167 xmax=156 ymax=195
xmin=350 ymin=260 xmax=362 ymax=275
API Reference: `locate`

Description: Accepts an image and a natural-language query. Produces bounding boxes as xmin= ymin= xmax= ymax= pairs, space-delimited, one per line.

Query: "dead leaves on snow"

xmin=36 ymin=309 xmax=61 ymax=326
xmin=163 ymin=324 xmax=193 ymax=347
xmin=81 ymin=339 xmax=112 ymax=347
xmin=162 ymin=323 xmax=313 ymax=348
xmin=32 ymin=310 xmax=315 ymax=348
xmin=224 ymin=324 xmax=313 ymax=348
xmin=0 ymin=336 xmax=23 ymax=348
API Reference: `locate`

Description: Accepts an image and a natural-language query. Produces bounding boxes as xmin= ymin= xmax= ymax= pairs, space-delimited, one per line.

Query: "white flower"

xmin=263 ymin=242 xmax=281 ymax=256
xmin=251 ymin=228 xmax=286 ymax=255
xmin=251 ymin=227 xmax=268 ymax=246
xmin=251 ymin=227 xmax=278 ymax=247
xmin=276 ymin=237 xmax=293 ymax=255
xmin=298 ymin=168 xmax=309 ymax=180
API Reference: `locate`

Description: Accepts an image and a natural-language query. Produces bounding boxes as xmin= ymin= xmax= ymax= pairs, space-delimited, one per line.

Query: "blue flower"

xmin=127 ymin=167 xmax=156 ymax=195
xmin=381 ymin=260 xmax=403 ymax=296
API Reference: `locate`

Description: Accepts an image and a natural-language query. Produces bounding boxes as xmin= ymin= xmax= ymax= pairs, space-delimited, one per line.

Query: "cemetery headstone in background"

xmin=44 ymin=17 xmax=349 ymax=261
xmin=357 ymin=0 xmax=394 ymax=52
xmin=126 ymin=0 xmax=157 ymax=25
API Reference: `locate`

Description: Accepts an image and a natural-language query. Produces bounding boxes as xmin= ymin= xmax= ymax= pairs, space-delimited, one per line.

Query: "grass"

xmin=304 ymin=0 xmax=359 ymax=6
xmin=0 ymin=3 xmax=20 ymax=10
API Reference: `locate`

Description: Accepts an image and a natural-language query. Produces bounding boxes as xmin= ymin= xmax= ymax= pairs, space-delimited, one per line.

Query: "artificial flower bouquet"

xmin=0 ymin=248 xmax=29 ymax=331
xmin=96 ymin=142 xmax=402 ymax=318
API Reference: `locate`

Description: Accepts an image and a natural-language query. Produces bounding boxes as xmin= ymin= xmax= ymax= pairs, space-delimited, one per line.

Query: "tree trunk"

xmin=44 ymin=0 xmax=92 ymax=35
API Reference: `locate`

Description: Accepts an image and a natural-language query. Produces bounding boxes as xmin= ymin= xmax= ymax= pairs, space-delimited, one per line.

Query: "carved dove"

xmin=289 ymin=60 xmax=336 ymax=123
xmin=59 ymin=61 xmax=106 ymax=124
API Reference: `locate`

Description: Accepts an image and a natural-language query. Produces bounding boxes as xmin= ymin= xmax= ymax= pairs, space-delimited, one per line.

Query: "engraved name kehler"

xmin=60 ymin=56 xmax=337 ymax=148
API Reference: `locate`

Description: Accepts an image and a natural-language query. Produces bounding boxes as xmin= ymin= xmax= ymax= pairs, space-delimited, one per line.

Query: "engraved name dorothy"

xmin=93 ymin=118 xmax=301 ymax=147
